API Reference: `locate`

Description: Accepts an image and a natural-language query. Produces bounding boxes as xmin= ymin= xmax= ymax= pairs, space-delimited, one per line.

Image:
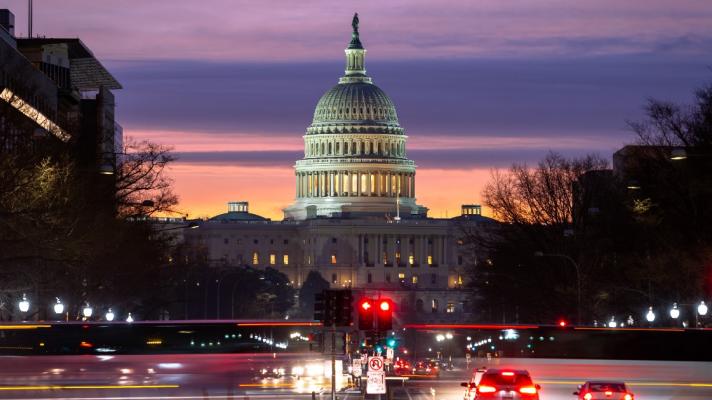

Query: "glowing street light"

xmin=82 ymin=304 xmax=93 ymax=318
xmin=608 ymin=317 xmax=617 ymax=328
xmin=105 ymin=308 xmax=115 ymax=322
xmin=53 ymin=298 xmax=64 ymax=315
xmin=126 ymin=313 xmax=134 ymax=323
xmin=670 ymin=303 xmax=680 ymax=319
xmin=698 ymin=301 xmax=708 ymax=316
xmin=435 ymin=334 xmax=445 ymax=342
xmin=18 ymin=293 xmax=30 ymax=313
xmin=645 ymin=307 xmax=656 ymax=323
xmin=445 ymin=332 xmax=453 ymax=340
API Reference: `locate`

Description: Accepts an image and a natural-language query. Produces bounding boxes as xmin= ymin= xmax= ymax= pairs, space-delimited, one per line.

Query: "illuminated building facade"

xmin=182 ymin=18 xmax=495 ymax=323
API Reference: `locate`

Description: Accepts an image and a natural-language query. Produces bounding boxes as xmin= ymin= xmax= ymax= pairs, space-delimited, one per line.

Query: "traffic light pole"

xmin=331 ymin=323 xmax=336 ymax=400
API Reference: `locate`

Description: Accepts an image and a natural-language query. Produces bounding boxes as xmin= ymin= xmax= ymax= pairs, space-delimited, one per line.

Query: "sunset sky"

xmin=7 ymin=0 xmax=712 ymax=219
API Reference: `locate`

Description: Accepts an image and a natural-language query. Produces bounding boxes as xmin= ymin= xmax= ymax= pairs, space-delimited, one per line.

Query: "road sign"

xmin=386 ymin=347 xmax=394 ymax=360
xmin=368 ymin=356 xmax=384 ymax=372
xmin=352 ymin=359 xmax=362 ymax=377
xmin=366 ymin=356 xmax=385 ymax=394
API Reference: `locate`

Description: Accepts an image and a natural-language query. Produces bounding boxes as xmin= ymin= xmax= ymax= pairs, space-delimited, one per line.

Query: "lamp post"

xmin=670 ymin=303 xmax=680 ymax=320
xmin=18 ymin=294 xmax=30 ymax=320
xmin=53 ymin=298 xmax=64 ymax=317
xmin=126 ymin=313 xmax=134 ymax=323
xmin=608 ymin=317 xmax=617 ymax=328
xmin=534 ymin=252 xmax=582 ymax=325
xmin=105 ymin=308 xmax=115 ymax=322
xmin=82 ymin=304 xmax=93 ymax=319
xmin=645 ymin=307 xmax=656 ymax=325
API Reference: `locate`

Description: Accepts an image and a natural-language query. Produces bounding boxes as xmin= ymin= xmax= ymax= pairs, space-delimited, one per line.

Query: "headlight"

xmin=292 ymin=366 xmax=305 ymax=376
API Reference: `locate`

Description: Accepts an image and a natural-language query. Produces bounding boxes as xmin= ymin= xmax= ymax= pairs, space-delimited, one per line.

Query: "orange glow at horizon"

xmin=168 ymin=163 xmax=492 ymax=220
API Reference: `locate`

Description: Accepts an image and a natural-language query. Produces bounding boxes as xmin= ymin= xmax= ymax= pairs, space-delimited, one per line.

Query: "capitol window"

xmin=283 ymin=254 xmax=289 ymax=265
xmin=427 ymin=255 xmax=433 ymax=265
xmin=331 ymin=254 xmax=337 ymax=264
xmin=252 ymin=252 xmax=259 ymax=265
xmin=408 ymin=255 xmax=415 ymax=265
xmin=446 ymin=302 xmax=455 ymax=313
xmin=412 ymin=275 xmax=418 ymax=284
xmin=269 ymin=254 xmax=276 ymax=265
xmin=398 ymin=272 xmax=405 ymax=280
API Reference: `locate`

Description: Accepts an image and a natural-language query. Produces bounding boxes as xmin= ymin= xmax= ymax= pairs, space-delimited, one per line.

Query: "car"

xmin=393 ymin=359 xmax=412 ymax=375
xmin=573 ymin=381 xmax=634 ymax=400
xmin=410 ymin=360 xmax=439 ymax=377
xmin=461 ymin=368 xmax=540 ymax=399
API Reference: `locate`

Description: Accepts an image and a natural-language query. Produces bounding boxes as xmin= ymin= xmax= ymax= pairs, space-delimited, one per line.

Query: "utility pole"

xmin=27 ymin=0 xmax=32 ymax=37
xmin=331 ymin=323 xmax=336 ymax=400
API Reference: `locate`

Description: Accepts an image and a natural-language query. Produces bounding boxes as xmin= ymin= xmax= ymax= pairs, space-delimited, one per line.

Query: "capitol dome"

xmin=284 ymin=14 xmax=427 ymax=220
xmin=311 ymin=82 xmax=400 ymax=128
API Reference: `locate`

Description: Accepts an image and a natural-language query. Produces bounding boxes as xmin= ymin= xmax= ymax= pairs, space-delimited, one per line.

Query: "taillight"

xmin=519 ymin=386 xmax=538 ymax=394
xmin=477 ymin=385 xmax=497 ymax=393
xmin=583 ymin=393 xmax=593 ymax=400
xmin=605 ymin=390 xmax=613 ymax=397
xmin=624 ymin=394 xmax=633 ymax=400
xmin=501 ymin=371 xmax=515 ymax=376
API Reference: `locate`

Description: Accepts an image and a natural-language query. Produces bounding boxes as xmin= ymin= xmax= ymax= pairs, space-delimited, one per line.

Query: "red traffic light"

xmin=379 ymin=300 xmax=391 ymax=312
xmin=558 ymin=319 xmax=567 ymax=327
xmin=360 ymin=299 xmax=372 ymax=311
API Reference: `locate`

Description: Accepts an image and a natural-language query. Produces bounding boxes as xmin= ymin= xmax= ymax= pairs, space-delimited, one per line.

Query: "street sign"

xmin=366 ymin=356 xmax=386 ymax=394
xmin=352 ymin=359 xmax=362 ymax=377
xmin=368 ymin=356 xmax=384 ymax=372
xmin=386 ymin=347 xmax=394 ymax=360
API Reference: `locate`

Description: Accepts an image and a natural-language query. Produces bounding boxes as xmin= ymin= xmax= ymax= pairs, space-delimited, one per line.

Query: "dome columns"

xmin=295 ymin=169 xmax=416 ymax=199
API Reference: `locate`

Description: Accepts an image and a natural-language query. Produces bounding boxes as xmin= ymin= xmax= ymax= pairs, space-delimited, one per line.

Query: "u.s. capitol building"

xmin=180 ymin=16 xmax=494 ymax=323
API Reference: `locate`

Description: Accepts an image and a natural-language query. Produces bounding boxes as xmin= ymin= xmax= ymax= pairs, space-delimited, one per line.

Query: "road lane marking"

xmin=0 ymin=384 xmax=179 ymax=391
xmin=238 ymin=383 xmax=295 ymax=387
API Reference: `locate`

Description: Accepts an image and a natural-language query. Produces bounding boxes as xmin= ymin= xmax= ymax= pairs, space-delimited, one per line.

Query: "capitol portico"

xmin=178 ymin=15 xmax=495 ymax=323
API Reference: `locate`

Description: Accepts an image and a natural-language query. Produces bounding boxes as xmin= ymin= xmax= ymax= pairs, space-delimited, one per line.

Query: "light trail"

xmin=0 ymin=384 xmax=179 ymax=391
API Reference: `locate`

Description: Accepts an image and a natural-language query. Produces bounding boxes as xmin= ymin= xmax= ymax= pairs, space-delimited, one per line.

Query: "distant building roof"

xmin=17 ymin=38 xmax=121 ymax=90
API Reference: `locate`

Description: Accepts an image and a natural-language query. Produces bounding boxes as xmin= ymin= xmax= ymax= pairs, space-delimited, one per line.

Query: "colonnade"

xmin=296 ymin=170 xmax=415 ymax=198
xmin=305 ymin=137 xmax=405 ymax=158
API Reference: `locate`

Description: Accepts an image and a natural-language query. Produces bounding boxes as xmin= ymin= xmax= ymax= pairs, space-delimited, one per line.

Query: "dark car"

xmin=573 ymin=381 xmax=634 ymax=400
xmin=461 ymin=368 xmax=540 ymax=399
xmin=411 ymin=360 xmax=439 ymax=377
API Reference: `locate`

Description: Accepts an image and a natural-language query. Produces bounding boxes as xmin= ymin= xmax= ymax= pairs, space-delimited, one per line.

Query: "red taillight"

xmin=379 ymin=301 xmax=390 ymax=311
xmin=79 ymin=341 xmax=93 ymax=348
xmin=519 ymin=386 xmax=537 ymax=394
xmin=624 ymin=394 xmax=633 ymax=400
xmin=477 ymin=385 xmax=497 ymax=393
xmin=501 ymin=371 xmax=515 ymax=376
xmin=583 ymin=393 xmax=593 ymax=400
xmin=605 ymin=390 xmax=613 ymax=397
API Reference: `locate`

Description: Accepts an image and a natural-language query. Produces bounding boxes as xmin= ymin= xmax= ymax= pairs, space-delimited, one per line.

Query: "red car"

xmin=462 ymin=369 xmax=540 ymax=399
xmin=573 ymin=381 xmax=634 ymax=400
xmin=393 ymin=359 xmax=411 ymax=375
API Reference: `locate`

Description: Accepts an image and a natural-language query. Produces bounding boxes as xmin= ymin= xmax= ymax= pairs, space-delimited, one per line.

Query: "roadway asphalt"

xmin=0 ymin=355 xmax=711 ymax=399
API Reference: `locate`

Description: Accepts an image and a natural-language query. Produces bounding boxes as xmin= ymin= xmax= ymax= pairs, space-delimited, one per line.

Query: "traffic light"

xmin=314 ymin=289 xmax=353 ymax=327
xmin=358 ymin=298 xmax=374 ymax=330
xmin=386 ymin=338 xmax=397 ymax=348
xmin=376 ymin=299 xmax=393 ymax=331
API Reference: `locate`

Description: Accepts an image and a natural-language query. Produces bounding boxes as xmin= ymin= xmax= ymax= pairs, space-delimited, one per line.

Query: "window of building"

xmin=223 ymin=238 xmax=229 ymax=245
xmin=408 ymin=255 xmax=415 ymax=265
xmin=385 ymin=273 xmax=391 ymax=283
xmin=446 ymin=302 xmax=456 ymax=313
xmin=416 ymin=299 xmax=424 ymax=312
xmin=367 ymin=273 xmax=372 ymax=283
xmin=331 ymin=254 xmax=337 ymax=264
xmin=269 ymin=254 xmax=276 ymax=265
xmin=283 ymin=254 xmax=289 ymax=265
xmin=398 ymin=272 xmax=405 ymax=280
xmin=332 ymin=273 xmax=337 ymax=284
xmin=383 ymin=252 xmax=389 ymax=265
xmin=412 ymin=275 xmax=418 ymax=284
xmin=270 ymin=239 xmax=274 ymax=245
xmin=306 ymin=255 xmax=311 ymax=265
xmin=458 ymin=255 xmax=463 ymax=265
xmin=457 ymin=275 xmax=463 ymax=285
xmin=427 ymin=255 xmax=433 ymax=265
xmin=332 ymin=237 xmax=337 ymax=244
xmin=395 ymin=252 xmax=401 ymax=265
xmin=253 ymin=239 xmax=259 ymax=244
xmin=284 ymin=239 xmax=289 ymax=245
xmin=431 ymin=299 xmax=438 ymax=313
xmin=252 ymin=252 xmax=259 ymax=265
xmin=431 ymin=273 xmax=437 ymax=284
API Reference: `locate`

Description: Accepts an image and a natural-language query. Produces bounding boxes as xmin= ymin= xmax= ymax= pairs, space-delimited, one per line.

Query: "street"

xmin=1 ymin=355 xmax=711 ymax=399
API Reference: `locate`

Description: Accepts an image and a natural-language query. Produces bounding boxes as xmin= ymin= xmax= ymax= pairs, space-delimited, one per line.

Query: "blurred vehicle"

xmin=393 ymin=359 xmax=411 ymax=375
xmin=573 ymin=381 xmax=634 ymax=400
xmin=254 ymin=367 xmax=286 ymax=380
xmin=411 ymin=360 xmax=439 ymax=377
xmin=461 ymin=369 xmax=540 ymax=399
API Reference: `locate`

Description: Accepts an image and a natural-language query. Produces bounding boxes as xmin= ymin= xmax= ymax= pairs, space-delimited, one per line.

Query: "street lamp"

xmin=445 ymin=332 xmax=453 ymax=340
xmin=670 ymin=303 xmax=680 ymax=319
xmin=18 ymin=293 xmax=30 ymax=313
xmin=435 ymin=334 xmax=445 ymax=342
xmin=126 ymin=313 xmax=134 ymax=323
xmin=53 ymin=298 xmax=64 ymax=315
xmin=608 ymin=317 xmax=617 ymax=328
xmin=105 ymin=308 xmax=115 ymax=322
xmin=645 ymin=307 xmax=655 ymax=323
xmin=82 ymin=304 xmax=93 ymax=318
xmin=698 ymin=301 xmax=708 ymax=317
xmin=670 ymin=148 xmax=688 ymax=161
